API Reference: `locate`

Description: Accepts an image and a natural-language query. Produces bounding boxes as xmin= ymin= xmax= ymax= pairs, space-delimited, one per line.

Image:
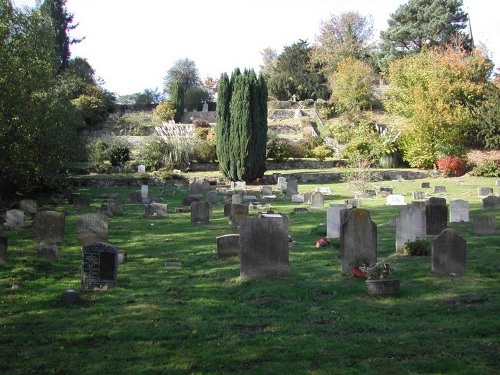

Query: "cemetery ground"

xmin=1 ymin=174 xmax=499 ymax=374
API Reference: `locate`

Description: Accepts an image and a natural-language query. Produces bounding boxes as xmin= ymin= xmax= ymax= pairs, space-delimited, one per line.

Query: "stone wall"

xmin=181 ymin=111 xmax=216 ymax=124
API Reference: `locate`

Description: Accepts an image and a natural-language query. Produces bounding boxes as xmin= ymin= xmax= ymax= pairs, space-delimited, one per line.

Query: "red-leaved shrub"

xmin=435 ymin=155 xmax=467 ymax=177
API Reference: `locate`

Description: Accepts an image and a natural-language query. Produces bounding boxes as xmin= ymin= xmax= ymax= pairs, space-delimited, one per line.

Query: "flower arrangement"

xmin=359 ymin=261 xmax=394 ymax=280
xmin=315 ymin=238 xmax=330 ymax=248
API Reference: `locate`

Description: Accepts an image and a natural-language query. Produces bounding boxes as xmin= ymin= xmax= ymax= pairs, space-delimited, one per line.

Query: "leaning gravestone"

xmin=449 ymin=200 xmax=469 ymax=223
xmin=478 ymin=187 xmax=493 ymax=197
xmin=34 ymin=211 xmax=65 ymax=245
xmin=81 ymin=242 xmax=118 ymax=289
xmin=482 ymin=195 xmax=500 ymax=210
xmin=310 ymin=192 xmax=324 ymax=208
xmin=5 ymin=209 xmax=24 ymax=229
xmin=77 ymin=213 xmax=108 ymax=245
xmin=216 ymin=234 xmax=240 ymax=258
xmin=0 ymin=236 xmax=7 ymax=265
xmin=473 ymin=215 xmax=496 ymax=235
xmin=425 ymin=202 xmax=448 ymax=235
xmin=240 ymin=216 xmax=290 ymax=281
xmin=285 ymin=180 xmax=298 ymax=198
xmin=20 ymin=199 xmax=37 ymax=217
xmin=327 ymin=204 xmax=347 ymax=238
xmin=144 ymin=203 xmax=168 ymax=218
xmin=191 ymin=201 xmax=209 ymax=223
xmin=432 ymin=229 xmax=466 ymax=274
xmin=340 ymin=209 xmax=377 ymax=275
xmin=230 ymin=203 xmax=249 ymax=229
xmin=396 ymin=205 xmax=426 ymax=253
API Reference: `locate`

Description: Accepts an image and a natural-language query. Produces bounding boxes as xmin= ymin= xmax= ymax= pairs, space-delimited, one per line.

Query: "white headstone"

xmin=327 ymin=204 xmax=347 ymax=238
xmin=395 ymin=205 xmax=426 ymax=253
xmin=315 ymin=186 xmax=332 ymax=195
xmin=291 ymin=194 xmax=304 ymax=203
xmin=137 ymin=165 xmax=146 ymax=173
xmin=141 ymin=185 xmax=148 ymax=199
xmin=449 ymin=200 xmax=469 ymax=223
xmin=277 ymin=177 xmax=287 ymax=191
xmin=386 ymin=194 xmax=405 ymax=206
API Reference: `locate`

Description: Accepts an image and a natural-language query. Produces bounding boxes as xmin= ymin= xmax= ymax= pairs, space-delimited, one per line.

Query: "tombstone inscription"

xmin=81 ymin=242 xmax=118 ymax=289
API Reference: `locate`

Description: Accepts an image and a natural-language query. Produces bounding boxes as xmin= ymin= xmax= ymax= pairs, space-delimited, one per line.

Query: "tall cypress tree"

xmin=216 ymin=72 xmax=231 ymax=176
xmin=170 ymin=81 xmax=185 ymax=123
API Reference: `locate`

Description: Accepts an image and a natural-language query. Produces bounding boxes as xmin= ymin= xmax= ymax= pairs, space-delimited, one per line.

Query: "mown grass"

xmin=1 ymin=175 xmax=499 ymax=374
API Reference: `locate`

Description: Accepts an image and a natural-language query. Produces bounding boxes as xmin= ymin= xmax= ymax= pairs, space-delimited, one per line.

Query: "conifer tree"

xmin=170 ymin=81 xmax=185 ymax=123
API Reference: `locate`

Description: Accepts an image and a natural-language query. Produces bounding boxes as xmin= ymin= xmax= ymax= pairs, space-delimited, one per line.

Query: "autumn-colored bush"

xmin=435 ymin=155 xmax=467 ymax=177
xmin=193 ymin=119 xmax=210 ymax=128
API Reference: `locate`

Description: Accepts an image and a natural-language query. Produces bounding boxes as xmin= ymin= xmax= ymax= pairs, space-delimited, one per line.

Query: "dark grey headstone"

xmin=0 ymin=236 xmax=7 ymax=265
xmin=36 ymin=244 xmax=58 ymax=263
xmin=144 ymin=203 xmax=168 ymax=218
xmin=303 ymin=191 xmax=313 ymax=205
xmin=285 ymin=180 xmax=298 ymax=198
xmin=73 ymin=196 xmax=91 ymax=209
xmin=60 ymin=289 xmax=80 ymax=304
xmin=223 ymin=203 xmax=232 ymax=217
xmin=396 ymin=205 xmax=426 ymax=253
xmin=217 ymin=234 xmax=240 ymax=258
xmin=380 ymin=186 xmax=393 ymax=194
xmin=230 ymin=203 xmax=249 ymax=229
xmin=293 ymin=207 xmax=308 ymax=214
xmin=62 ymin=187 xmax=73 ymax=200
xmin=34 ymin=211 xmax=65 ymax=245
xmin=81 ymin=242 xmax=118 ymax=289
xmin=77 ymin=213 xmax=108 ymax=245
xmin=207 ymin=191 xmax=219 ymax=204
xmin=108 ymin=196 xmax=123 ymax=215
xmin=191 ymin=201 xmax=209 ymax=223
xmin=240 ymin=216 xmax=290 ymax=281
xmin=340 ymin=209 xmax=377 ymax=275
xmin=432 ymin=229 xmax=466 ymax=274
xmin=426 ymin=197 xmax=447 ymax=206
xmin=482 ymin=195 xmax=500 ymax=210
xmin=128 ymin=192 xmax=142 ymax=203
xmin=421 ymin=182 xmax=430 ymax=188
xmin=425 ymin=204 xmax=448 ymax=235
xmin=478 ymin=187 xmax=493 ymax=197
xmin=473 ymin=215 xmax=496 ymax=235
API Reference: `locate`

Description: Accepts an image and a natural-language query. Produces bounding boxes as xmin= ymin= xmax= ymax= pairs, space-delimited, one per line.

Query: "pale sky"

xmin=13 ymin=0 xmax=500 ymax=96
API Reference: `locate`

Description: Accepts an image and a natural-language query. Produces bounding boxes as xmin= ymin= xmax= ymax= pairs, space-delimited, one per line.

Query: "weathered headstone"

xmin=473 ymin=215 xmax=496 ymax=235
xmin=386 ymin=194 xmax=405 ymax=206
xmin=327 ymin=204 xmax=347 ymax=238
xmin=344 ymin=199 xmax=359 ymax=208
xmin=291 ymin=194 xmax=304 ymax=203
xmin=81 ymin=242 xmax=118 ymax=289
xmin=293 ymin=207 xmax=308 ymax=214
xmin=202 ymin=102 xmax=209 ymax=112
xmin=144 ymin=203 xmax=168 ymax=218
xmin=432 ymin=229 xmax=466 ymax=274
xmin=190 ymin=181 xmax=210 ymax=196
xmin=20 ymin=199 xmax=37 ymax=216
xmin=36 ymin=244 xmax=58 ymax=263
xmin=216 ymin=234 xmax=240 ymax=258
xmin=141 ymin=185 xmax=148 ymax=199
xmin=94 ymin=204 xmax=113 ymax=218
xmin=395 ymin=205 xmax=426 ymax=253
xmin=433 ymin=186 xmax=446 ymax=193
xmin=73 ymin=196 xmax=91 ymax=209
xmin=412 ymin=191 xmax=425 ymax=200
xmin=340 ymin=209 xmax=377 ymax=275
xmin=0 ymin=236 xmax=7 ymax=265
xmin=231 ymin=194 xmax=242 ymax=204
xmin=223 ymin=203 xmax=232 ymax=217
xmin=427 ymin=197 xmax=447 ymax=206
xmin=230 ymin=203 xmax=249 ymax=229
xmin=425 ymin=204 xmax=448 ymax=235
xmin=277 ymin=177 xmax=287 ymax=191
xmin=243 ymin=195 xmax=258 ymax=202
xmin=249 ymin=202 xmax=271 ymax=211
xmin=207 ymin=191 xmax=219 ymax=204
xmin=449 ymin=200 xmax=469 ymax=223
xmin=60 ymin=289 xmax=80 ymax=304
xmin=380 ymin=186 xmax=393 ymax=195
xmin=421 ymin=182 xmax=430 ymax=188
xmin=261 ymin=186 xmax=273 ymax=197
xmin=482 ymin=195 xmax=500 ymax=210
xmin=137 ymin=164 xmax=146 ymax=173
xmin=240 ymin=216 xmax=290 ymax=281
xmin=128 ymin=192 xmax=142 ymax=203
xmin=231 ymin=181 xmax=246 ymax=191
xmin=315 ymin=186 xmax=332 ymax=195
xmin=5 ymin=209 xmax=24 ymax=229
xmin=303 ymin=191 xmax=313 ymax=205
xmin=77 ymin=213 xmax=108 ymax=245
xmin=497 ymin=180 xmax=500 ymax=186
xmin=107 ymin=196 xmax=122 ymax=215
xmin=191 ymin=201 xmax=209 ymax=223
xmin=310 ymin=191 xmax=324 ymax=208
xmin=34 ymin=211 xmax=65 ymax=245
xmin=478 ymin=187 xmax=493 ymax=197
xmin=285 ymin=180 xmax=298 ymax=198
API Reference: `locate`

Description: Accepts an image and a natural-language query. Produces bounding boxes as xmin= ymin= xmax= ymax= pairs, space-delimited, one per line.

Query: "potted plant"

xmin=359 ymin=261 xmax=400 ymax=297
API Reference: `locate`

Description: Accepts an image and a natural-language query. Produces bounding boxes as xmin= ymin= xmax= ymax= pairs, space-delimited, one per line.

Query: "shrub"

xmin=402 ymin=238 xmax=431 ymax=256
xmin=152 ymin=100 xmax=176 ymax=122
xmin=311 ymin=144 xmax=333 ymax=161
xmin=195 ymin=128 xmax=210 ymax=140
xmin=140 ymin=136 xmax=192 ymax=171
xmin=469 ymin=161 xmax=500 ymax=177
xmin=435 ymin=155 xmax=467 ymax=177
xmin=267 ymin=139 xmax=292 ymax=163
xmin=193 ymin=119 xmax=210 ymax=128
xmin=193 ymin=140 xmax=217 ymax=163
xmin=109 ymin=140 xmax=131 ymax=166
xmin=87 ymin=139 xmax=110 ymax=172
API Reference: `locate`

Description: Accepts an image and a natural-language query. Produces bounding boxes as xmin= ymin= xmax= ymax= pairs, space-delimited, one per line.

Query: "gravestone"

xmin=240 ymin=216 xmax=290 ymax=281
xmin=478 ymin=187 xmax=493 ymax=197
xmin=60 ymin=289 xmax=80 ymax=304
xmin=20 ymin=199 xmax=37 ymax=216
xmin=327 ymin=204 xmax=347 ymax=238
xmin=449 ymin=200 xmax=469 ymax=223
xmin=291 ymin=194 xmax=304 ymax=203
xmin=182 ymin=196 xmax=200 ymax=206
xmin=412 ymin=192 xmax=425 ymax=200
xmin=81 ymin=242 xmax=118 ymax=289
xmin=223 ymin=203 xmax=232 ymax=216
xmin=73 ymin=196 xmax=91 ymax=209
xmin=482 ymin=195 xmax=500 ymax=210
xmin=315 ymin=186 xmax=332 ymax=195
xmin=108 ymin=196 xmax=123 ymax=215
xmin=216 ymin=234 xmax=240 ymax=258
xmin=191 ymin=201 xmax=209 ymax=223
xmin=421 ymin=182 xmax=430 ymax=188
xmin=427 ymin=197 xmax=446 ymax=206
xmin=243 ymin=195 xmax=258 ymax=202
xmin=0 ymin=236 xmax=7 ymax=265
xmin=207 ymin=191 xmax=219 ymax=204
xmin=231 ymin=181 xmax=246 ymax=191
xmin=344 ymin=199 xmax=359 ymax=208
xmin=285 ymin=180 xmax=298 ymax=198
xmin=293 ymin=207 xmax=308 ymax=214
xmin=395 ymin=205 xmax=426 ymax=253
xmin=380 ymin=186 xmax=393 ymax=195
xmin=141 ymin=185 xmax=148 ymax=199
xmin=339 ymin=209 xmax=377 ymax=275
xmin=94 ymin=204 xmax=113 ymax=218
xmin=36 ymin=244 xmax=58 ymax=263
xmin=34 ymin=211 xmax=65 ymax=245
xmin=277 ymin=177 xmax=287 ymax=191
xmin=144 ymin=203 xmax=168 ymax=218
xmin=386 ymin=194 xmax=405 ymax=205
xmin=137 ymin=164 xmax=146 ymax=173
xmin=202 ymin=102 xmax=209 ymax=112
xmin=426 ymin=203 xmax=448 ymax=235
xmin=249 ymin=202 xmax=271 ymax=211
xmin=473 ymin=215 xmax=496 ymax=235
xmin=432 ymin=229 xmax=466 ymax=274
xmin=128 ymin=192 xmax=142 ymax=203
xmin=77 ymin=213 xmax=108 ymax=245
xmin=497 ymin=180 xmax=500 ymax=186
xmin=261 ymin=186 xmax=273 ymax=197
xmin=433 ymin=186 xmax=446 ymax=193
xmin=190 ymin=181 xmax=210 ymax=196
xmin=51 ymin=194 xmax=64 ymax=205
xmin=230 ymin=203 xmax=249 ymax=229
xmin=5 ymin=209 xmax=24 ymax=229
xmin=310 ymin=191 xmax=324 ymax=208
xmin=231 ymin=194 xmax=242 ymax=204
xmin=412 ymin=201 xmax=426 ymax=211
xmin=62 ymin=187 xmax=73 ymax=200
xmin=303 ymin=191 xmax=313 ymax=205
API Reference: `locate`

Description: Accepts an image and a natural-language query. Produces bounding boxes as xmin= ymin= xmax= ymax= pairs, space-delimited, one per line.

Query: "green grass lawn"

xmin=1 ymin=175 xmax=499 ymax=374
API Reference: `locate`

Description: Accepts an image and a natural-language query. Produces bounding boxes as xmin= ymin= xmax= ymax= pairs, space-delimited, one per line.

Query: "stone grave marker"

xmin=191 ymin=201 xmax=209 ymax=223
xmin=380 ymin=186 xmax=393 ymax=195
xmin=249 ymin=202 xmax=271 ymax=211
xmin=427 ymin=197 xmax=447 ymax=206
xmin=77 ymin=213 xmax=108 ymax=245
xmin=243 ymin=195 xmax=258 ymax=202
xmin=425 ymin=203 xmax=448 ymax=235
xmin=230 ymin=203 xmax=249 ymax=229
xmin=395 ymin=205 xmax=426 ymax=253
xmin=0 ymin=236 xmax=7 ymax=265
xmin=344 ymin=199 xmax=359 ymax=208
xmin=412 ymin=192 xmax=425 ymax=200
xmin=144 ymin=203 xmax=168 ymax=218
xmin=73 ymin=196 xmax=91 ymax=209
xmin=5 ymin=209 xmax=24 ymax=229
xmin=421 ymin=182 xmax=430 ymax=188
xmin=223 ymin=203 xmax=232 ymax=216
xmin=182 ymin=196 xmax=200 ymax=206
xmin=81 ymin=242 xmax=118 ymax=289
xmin=108 ymin=196 xmax=123 ymax=216
xmin=36 ymin=244 xmax=58 ymax=263
xmin=190 ymin=181 xmax=210 ymax=196
xmin=94 ymin=204 xmax=113 ymax=218
xmin=202 ymin=102 xmax=209 ymax=112
xmin=497 ymin=180 xmax=500 ymax=186
xmin=432 ymin=229 xmax=466 ymax=274
xmin=231 ymin=194 xmax=242 ymax=204
xmin=216 ymin=234 xmax=240 ymax=258
xmin=51 ymin=194 xmax=64 ymax=205
xmin=291 ymin=194 xmax=304 ymax=203
xmin=386 ymin=194 xmax=405 ymax=205
xmin=34 ymin=211 xmax=65 ymax=245
xmin=20 ymin=199 xmax=37 ymax=217
xmin=449 ymin=200 xmax=469 ymax=223
xmin=231 ymin=181 xmax=246 ymax=191
xmin=310 ymin=191 xmax=324 ymax=208
xmin=128 ymin=192 xmax=142 ymax=203
xmin=473 ymin=215 xmax=496 ymax=235
xmin=277 ymin=177 xmax=287 ymax=191
xmin=327 ymin=204 xmax=347 ymax=238
xmin=141 ymin=185 xmax=148 ymax=199
xmin=240 ymin=216 xmax=290 ymax=281
xmin=433 ymin=186 xmax=446 ymax=193
xmin=315 ymin=186 xmax=332 ymax=195
xmin=482 ymin=195 xmax=500 ymax=210
xmin=285 ymin=180 xmax=298 ymax=198
xmin=478 ymin=187 xmax=493 ymax=197
xmin=303 ymin=191 xmax=312 ymax=205
xmin=340 ymin=209 xmax=377 ymax=275
xmin=62 ymin=187 xmax=73 ymax=200
xmin=293 ymin=207 xmax=308 ymax=214
xmin=261 ymin=186 xmax=273 ymax=197
xmin=412 ymin=201 xmax=426 ymax=211
xmin=207 ymin=191 xmax=219 ymax=204
xmin=137 ymin=164 xmax=146 ymax=173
